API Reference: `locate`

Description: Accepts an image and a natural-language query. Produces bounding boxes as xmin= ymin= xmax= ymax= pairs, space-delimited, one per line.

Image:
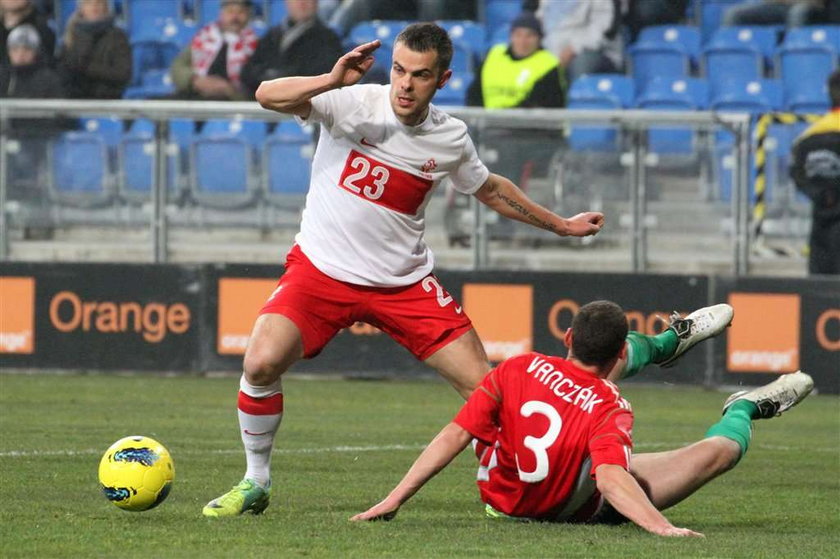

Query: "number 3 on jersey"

xmin=516 ymin=400 xmax=562 ymax=483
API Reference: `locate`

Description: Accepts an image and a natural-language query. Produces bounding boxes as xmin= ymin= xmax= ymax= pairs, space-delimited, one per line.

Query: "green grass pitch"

xmin=1 ymin=373 xmax=838 ymax=558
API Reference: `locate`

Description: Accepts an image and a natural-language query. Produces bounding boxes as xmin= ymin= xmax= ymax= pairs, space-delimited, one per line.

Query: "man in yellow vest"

xmin=790 ymin=69 xmax=840 ymax=275
xmin=448 ymin=12 xmax=565 ymax=247
xmin=466 ymin=11 xmax=565 ymax=108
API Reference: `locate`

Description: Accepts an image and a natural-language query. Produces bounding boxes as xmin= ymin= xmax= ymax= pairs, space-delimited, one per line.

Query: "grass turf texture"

xmin=1 ymin=373 xmax=838 ymax=558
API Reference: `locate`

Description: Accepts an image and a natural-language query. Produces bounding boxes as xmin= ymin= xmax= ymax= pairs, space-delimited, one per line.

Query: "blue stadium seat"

xmin=636 ymin=25 xmax=702 ymax=65
xmin=192 ymin=139 xmax=252 ymax=203
xmin=265 ymin=122 xmax=313 ymax=200
xmin=192 ymin=118 xmax=265 ymax=206
xmin=124 ymin=69 xmax=176 ymax=99
xmin=711 ymin=78 xmax=783 ymax=203
xmin=126 ymin=0 xmax=183 ymax=39
xmin=119 ymin=119 xmax=179 ymax=203
xmin=51 ymin=132 xmax=112 ymax=205
xmin=436 ymin=20 xmax=486 ymax=57
xmin=154 ymin=18 xmax=198 ymax=48
xmin=698 ymin=0 xmax=744 ymax=43
xmin=703 ymin=26 xmax=780 ymax=81
xmin=198 ymin=0 xmax=223 ymax=27
xmin=628 ymin=43 xmax=690 ymax=92
xmin=169 ymin=118 xmax=196 ymax=151
xmin=710 ymin=78 xmax=783 ymax=114
xmin=56 ymin=0 xmax=77 ymax=34
xmin=80 ymin=116 xmax=123 ymax=147
xmin=636 ymin=77 xmax=709 ymax=154
xmin=488 ymin=24 xmax=510 ymax=49
xmin=130 ymin=40 xmax=179 ymax=86
xmin=777 ymin=47 xmax=838 ymax=108
xmin=637 ymin=76 xmax=709 ymax=110
xmin=434 ymin=71 xmax=469 ymax=106
xmin=781 ymin=26 xmax=840 ymax=52
xmin=449 ymin=44 xmax=474 ymax=73
xmin=201 ymin=118 xmax=267 ymax=148
xmin=267 ymin=0 xmax=289 ymax=25
xmin=568 ymin=74 xmax=634 ymax=108
xmin=140 ymin=68 xmax=176 ymax=98
xmin=484 ymin=0 xmax=520 ymax=33
xmin=714 ymin=26 xmax=780 ymax=59
xmin=347 ymin=20 xmax=409 ymax=47
xmin=567 ymin=74 xmax=633 ymax=151
xmin=437 ymin=20 xmax=484 ymax=72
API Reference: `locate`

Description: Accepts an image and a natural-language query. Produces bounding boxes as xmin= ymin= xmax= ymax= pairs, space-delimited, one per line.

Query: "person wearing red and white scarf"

xmin=170 ymin=0 xmax=257 ymax=100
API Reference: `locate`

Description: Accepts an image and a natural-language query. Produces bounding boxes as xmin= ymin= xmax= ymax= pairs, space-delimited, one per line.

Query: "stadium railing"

xmin=0 ymin=99 xmax=756 ymax=273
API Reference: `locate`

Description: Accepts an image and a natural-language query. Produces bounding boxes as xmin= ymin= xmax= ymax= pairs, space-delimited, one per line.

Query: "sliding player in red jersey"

xmin=353 ymin=301 xmax=814 ymax=537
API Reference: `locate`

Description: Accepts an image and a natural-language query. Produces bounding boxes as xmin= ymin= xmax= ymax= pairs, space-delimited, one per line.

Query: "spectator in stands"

xmin=456 ymin=12 xmax=565 ymax=245
xmin=171 ymin=0 xmax=258 ymax=101
xmin=527 ymin=0 xmax=622 ymax=83
xmin=58 ymin=0 xmax=131 ymax=99
xmin=241 ymin=0 xmax=343 ymax=97
xmin=625 ymin=0 xmax=690 ymax=42
xmin=0 ymin=23 xmax=61 ymax=98
xmin=467 ymin=11 xmax=565 ymax=108
xmin=790 ymin=69 xmax=840 ymax=275
xmin=0 ymin=0 xmax=55 ymax=67
xmin=722 ymin=0 xmax=837 ymax=27
xmin=0 ymin=23 xmax=64 ymax=231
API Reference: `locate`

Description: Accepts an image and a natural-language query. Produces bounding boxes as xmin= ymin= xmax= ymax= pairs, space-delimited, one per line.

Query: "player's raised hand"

xmin=329 ymin=40 xmax=381 ymax=88
xmin=349 ymin=499 xmax=400 ymax=522
xmin=565 ymin=212 xmax=605 ymax=237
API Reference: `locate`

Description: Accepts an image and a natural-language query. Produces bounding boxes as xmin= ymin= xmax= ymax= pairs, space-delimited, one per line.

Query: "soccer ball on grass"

xmin=98 ymin=436 xmax=175 ymax=511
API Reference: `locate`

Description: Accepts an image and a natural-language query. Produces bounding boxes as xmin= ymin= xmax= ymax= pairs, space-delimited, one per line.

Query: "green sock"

xmin=704 ymin=400 xmax=759 ymax=459
xmin=621 ymin=330 xmax=680 ymax=379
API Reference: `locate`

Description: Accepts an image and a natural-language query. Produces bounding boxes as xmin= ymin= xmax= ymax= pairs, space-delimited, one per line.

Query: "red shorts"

xmin=259 ymin=245 xmax=473 ymax=360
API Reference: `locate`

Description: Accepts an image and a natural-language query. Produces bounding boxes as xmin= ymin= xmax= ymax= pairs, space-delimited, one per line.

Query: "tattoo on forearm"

xmin=496 ymin=192 xmax=558 ymax=233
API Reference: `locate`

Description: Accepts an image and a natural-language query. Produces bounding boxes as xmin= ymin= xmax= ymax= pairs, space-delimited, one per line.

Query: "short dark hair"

xmin=569 ymin=301 xmax=628 ymax=369
xmin=829 ymin=69 xmax=840 ymax=108
xmin=394 ymin=23 xmax=453 ymax=74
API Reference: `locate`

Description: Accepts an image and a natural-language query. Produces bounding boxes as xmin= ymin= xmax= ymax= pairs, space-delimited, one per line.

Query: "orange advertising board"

xmin=463 ymin=283 xmax=533 ymax=361
xmin=727 ymin=293 xmax=800 ymax=373
xmin=217 ymin=278 xmax=278 ymax=355
xmin=0 ymin=276 xmax=35 ymax=354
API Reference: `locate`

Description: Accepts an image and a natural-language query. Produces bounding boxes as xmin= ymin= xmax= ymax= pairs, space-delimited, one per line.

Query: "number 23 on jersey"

xmin=338 ymin=150 xmax=433 ymax=215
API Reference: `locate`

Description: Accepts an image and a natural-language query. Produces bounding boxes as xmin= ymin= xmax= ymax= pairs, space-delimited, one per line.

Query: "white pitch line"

xmin=0 ymin=441 xmax=837 ymax=458
xmin=0 ymin=443 xmax=427 ymax=458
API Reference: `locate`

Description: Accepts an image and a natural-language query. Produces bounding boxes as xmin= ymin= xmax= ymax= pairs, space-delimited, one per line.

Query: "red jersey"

xmin=454 ymin=352 xmax=633 ymax=520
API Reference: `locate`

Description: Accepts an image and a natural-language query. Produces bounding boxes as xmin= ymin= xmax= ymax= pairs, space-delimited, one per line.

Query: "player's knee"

xmin=243 ymin=352 xmax=287 ymax=386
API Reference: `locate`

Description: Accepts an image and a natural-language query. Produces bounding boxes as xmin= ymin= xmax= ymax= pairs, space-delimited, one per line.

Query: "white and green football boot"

xmin=202 ymin=479 xmax=270 ymax=517
xmin=658 ymin=303 xmax=734 ymax=368
xmin=722 ymin=370 xmax=814 ymax=419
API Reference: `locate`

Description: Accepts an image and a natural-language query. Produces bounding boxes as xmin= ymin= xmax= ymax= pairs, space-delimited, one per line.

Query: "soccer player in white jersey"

xmin=352 ymin=301 xmax=815 ymax=537
xmin=203 ymin=23 xmax=733 ymax=517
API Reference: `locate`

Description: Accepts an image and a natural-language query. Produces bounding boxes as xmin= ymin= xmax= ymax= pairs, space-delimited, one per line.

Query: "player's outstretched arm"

xmin=474 ymin=173 xmax=604 ymax=237
xmin=595 ymin=464 xmax=704 ymax=538
xmin=350 ymin=422 xmax=473 ymax=522
xmin=255 ymin=40 xmax=381 ymax=117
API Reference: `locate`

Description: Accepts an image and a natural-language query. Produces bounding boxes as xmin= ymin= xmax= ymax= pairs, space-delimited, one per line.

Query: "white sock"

xmin=237 ymin=375 xmax=283 ymax=488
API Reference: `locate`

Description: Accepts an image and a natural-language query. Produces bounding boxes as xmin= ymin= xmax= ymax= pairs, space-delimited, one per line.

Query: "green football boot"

xmin=202 ymin=479 xmax=270 ymax=517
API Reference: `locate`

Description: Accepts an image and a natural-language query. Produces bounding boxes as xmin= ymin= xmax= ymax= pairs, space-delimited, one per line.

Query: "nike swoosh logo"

xmin=243 ymin=429 xmax=270 ymax=436
xmin=455 ymin=306 xmax=462 ymax=314
xmin=360 ymin=137 xmax=377 ymax=148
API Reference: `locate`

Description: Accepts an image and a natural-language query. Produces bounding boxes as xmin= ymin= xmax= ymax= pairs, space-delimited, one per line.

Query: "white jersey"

xmin=295 ymin=84 xmax=489 ymax=287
